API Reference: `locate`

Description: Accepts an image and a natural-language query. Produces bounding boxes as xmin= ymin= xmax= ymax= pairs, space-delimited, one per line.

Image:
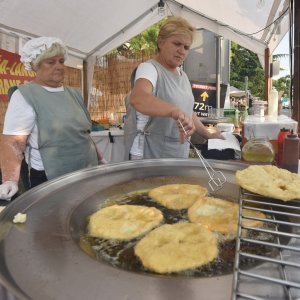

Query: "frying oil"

xmin=80 ymin=191 xmax=280 ymax=278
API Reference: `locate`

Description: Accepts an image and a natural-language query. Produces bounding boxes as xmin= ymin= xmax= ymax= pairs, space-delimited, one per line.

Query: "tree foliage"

xmin=272 ymin=75 xmax=291 ymax=97
xmin=230 ymin=42 xmax=265 ymax=99
xmin=114 ymin=19 xmax=165 ymax=56
xmin=230 ymin=43 xmax=291 ymax=99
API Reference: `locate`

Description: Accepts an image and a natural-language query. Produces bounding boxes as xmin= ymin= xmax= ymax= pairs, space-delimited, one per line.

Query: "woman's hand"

xmin=0 ymin=181 xmax=18 ymax=201
xmin=208 ymin=131 xmax=225 ymax=140
xmin=192 ymin=112 xmax=226 ymax=141
xmin=170 ymin=108 xmax=195 ymax=143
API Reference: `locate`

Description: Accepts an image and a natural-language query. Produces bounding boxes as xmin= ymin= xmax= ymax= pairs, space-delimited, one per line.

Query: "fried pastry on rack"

xmin=236 ymin=165 xmax=300 ymax=201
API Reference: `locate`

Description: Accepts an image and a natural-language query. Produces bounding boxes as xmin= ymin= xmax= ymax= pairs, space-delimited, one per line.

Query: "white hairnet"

xmin=20 ymin=37 xmax=68 ymax=71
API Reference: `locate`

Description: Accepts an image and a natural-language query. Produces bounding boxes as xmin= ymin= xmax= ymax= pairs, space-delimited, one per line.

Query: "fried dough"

xmin=242 ymin=208 xmax=265 ymax=228
xmin=88 ymin=205 xmax=163 ymax=240
xmin=134 ymin=223 xmax=218 ymax=273
xmin=188 ymin=196 xmax=239 ymax=234
xmin=188 ymin=196 xmax=265 ymax=234
xmin=236 ymin=165 xmax=300 ymax=201
xmin=149 ymin=184 xmax=208 ymax=209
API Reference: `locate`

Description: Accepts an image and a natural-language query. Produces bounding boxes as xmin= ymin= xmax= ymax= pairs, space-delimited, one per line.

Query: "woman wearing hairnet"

xmin=0 ymin=37 xmax=102 ymax=201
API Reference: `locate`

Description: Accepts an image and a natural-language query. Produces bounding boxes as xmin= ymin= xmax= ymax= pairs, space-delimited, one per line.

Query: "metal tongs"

xmin=179 ymin=120 xmax=226 ymax=192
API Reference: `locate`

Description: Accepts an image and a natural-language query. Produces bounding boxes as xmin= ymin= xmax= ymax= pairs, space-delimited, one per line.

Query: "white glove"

xmin=0 ymin=181 xmax=19 ymax=201
xmin=100 ymin=158 xmax=108 ymax=164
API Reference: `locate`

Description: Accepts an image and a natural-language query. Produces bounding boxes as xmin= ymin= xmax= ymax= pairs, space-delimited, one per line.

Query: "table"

xmin=242 ymin=115 xmax=298 ymax=140
xmin=91 ymin=129 xmax=125 ymax=163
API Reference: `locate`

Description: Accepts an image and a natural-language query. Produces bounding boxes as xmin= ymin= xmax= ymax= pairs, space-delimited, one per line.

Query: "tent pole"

xmin=292 ymin=0 xmax=300 ymax=127
xmin=216 ymin=35 xmax=222 ymax=109
xmin=264 ymin=47 xmax=271 ymax=101
xmin=83 ymin=60 xmax=88 ymax=107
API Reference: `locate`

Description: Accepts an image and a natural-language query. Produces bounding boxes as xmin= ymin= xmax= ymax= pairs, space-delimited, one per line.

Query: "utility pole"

xmin=293 ymin=0 xmax=300 ymax=128
xmin=215 ymin=35 xmax=222 ymax=110
xmin=264 ymin=48 xmax=271 ymax=102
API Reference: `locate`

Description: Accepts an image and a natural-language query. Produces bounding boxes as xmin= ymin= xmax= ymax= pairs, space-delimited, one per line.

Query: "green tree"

xmin=273 ymin=75 xmax=291 ymax=98
xmin=230 ymin=42 xmax=265 ymax=98
xmin=115 ymin=19 xmax=165 ymax=56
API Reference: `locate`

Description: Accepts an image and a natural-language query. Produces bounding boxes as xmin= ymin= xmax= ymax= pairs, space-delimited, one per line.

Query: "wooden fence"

xmin=89 ymin=50 xmax=155 ymax=123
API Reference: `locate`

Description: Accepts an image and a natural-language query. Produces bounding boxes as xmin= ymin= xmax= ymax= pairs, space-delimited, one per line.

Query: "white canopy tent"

xmin=230 ymin=86 xmax=247 ymax=98
xmin=0 ymin=0 xmax=290 ymax=58
xmin=0 ymin=0 xmax=291 ymax=101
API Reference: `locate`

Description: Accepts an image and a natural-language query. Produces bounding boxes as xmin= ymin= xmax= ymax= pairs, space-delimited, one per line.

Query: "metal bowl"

xmin=0 ymin=159 xmax=248 ymax=300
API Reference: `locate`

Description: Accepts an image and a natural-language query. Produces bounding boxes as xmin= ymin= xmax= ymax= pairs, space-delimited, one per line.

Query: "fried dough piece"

xmin=134 ymin=223 xmax=218 ymax=273
xmin=188 ymin=196 xmax=265 ymax=235
xmin=188 ymin=197 xmax=239 ymax=234
xmin=242 ymin=209 xmax=266 ymax=228
xmin=236 ymin=165 xmax=300 ymax=201
xmin=88 ymin=205 xmax=163 ymax=240
xmin=149 ymin=184 xmax=208 ymax=209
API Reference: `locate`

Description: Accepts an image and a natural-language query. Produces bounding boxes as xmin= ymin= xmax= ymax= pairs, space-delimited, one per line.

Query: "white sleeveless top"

xmin=130 ymin=62 xmax=181 ymax=157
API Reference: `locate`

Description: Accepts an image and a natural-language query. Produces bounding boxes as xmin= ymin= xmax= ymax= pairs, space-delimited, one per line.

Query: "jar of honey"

xmin=242 ymin=137 xmax=275 ymax=163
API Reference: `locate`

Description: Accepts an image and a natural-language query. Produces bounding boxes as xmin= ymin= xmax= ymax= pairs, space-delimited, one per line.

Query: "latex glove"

xmin=0 ymin=181 xmax=19 ymax=201
xmin=100 ymin=158 xmax=108 ymax=164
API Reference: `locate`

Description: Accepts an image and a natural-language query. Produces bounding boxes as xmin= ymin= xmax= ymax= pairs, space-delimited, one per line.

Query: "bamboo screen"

xmin=89 ymin=50 xmax=155 ymax=123
xmin=63 ymin=66 xmax=82 ymax=90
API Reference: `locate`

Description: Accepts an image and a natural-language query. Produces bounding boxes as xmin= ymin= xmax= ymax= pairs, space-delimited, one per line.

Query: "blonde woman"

xmin=124 ymin=16 xmax=223 ymax=160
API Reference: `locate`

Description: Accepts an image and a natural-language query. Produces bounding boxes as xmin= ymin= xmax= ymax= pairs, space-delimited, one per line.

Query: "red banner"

xmin=0 ymin=48 xmax=36 ymax=101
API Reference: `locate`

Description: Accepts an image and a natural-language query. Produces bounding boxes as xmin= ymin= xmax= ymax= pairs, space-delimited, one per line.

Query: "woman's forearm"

xmin=192 ymin=112 xmax=211 ymax=139
xmin=0 ymin=135 xmax=27 ymax=182
xmin=192 ymin=113 xmax=224 ymax=140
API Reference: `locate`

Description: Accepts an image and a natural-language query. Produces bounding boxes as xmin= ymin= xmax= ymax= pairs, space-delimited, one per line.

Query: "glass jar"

xmin=242 ymin=137 xmax=275 ymax=163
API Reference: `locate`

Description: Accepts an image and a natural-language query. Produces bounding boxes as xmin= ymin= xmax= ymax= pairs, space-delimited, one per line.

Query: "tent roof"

xmin=230 ymin=86 xmax=246 ymax=97
xmin=0 ymin=0 xmax=290 ymax=60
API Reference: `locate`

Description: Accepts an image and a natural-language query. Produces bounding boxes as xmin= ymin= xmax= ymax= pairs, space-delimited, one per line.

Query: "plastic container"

xmin=242 ymin=137 xmax=275 ymax=163
xmin=282 ymin=131 xmax=300 ymax=173
xmin=253 ymin=100 xmax=267 ymax=117
xmin=216 ymin=122 xmax=235 ymax=132
xmin=224 ymin=109 xmax=238 ymax=125
xmin=268 ymin=87 xmax=278 ymax=118
xmin=277 ymin=128 xmax=290 ymax=167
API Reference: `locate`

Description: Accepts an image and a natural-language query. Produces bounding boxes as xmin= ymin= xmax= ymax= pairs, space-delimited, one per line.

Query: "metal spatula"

xmin=179 ymin=120 xmax=227 ymax=192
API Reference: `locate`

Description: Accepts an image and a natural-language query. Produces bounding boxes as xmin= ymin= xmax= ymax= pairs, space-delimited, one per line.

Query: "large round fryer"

xmin=0 ymin=159 xmax=261 ymax=300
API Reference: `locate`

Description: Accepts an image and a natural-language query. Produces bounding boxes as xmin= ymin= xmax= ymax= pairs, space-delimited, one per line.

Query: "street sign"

xmin=191 ymin=81 xmax=227 ymax=117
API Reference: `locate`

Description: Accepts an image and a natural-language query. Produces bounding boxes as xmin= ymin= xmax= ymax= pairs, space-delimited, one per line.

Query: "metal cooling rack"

xmin=231 ymin=189 xmax=300 ymax=300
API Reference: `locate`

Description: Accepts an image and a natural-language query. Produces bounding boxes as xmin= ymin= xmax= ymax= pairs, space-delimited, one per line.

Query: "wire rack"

xmin=231 ymin=189 xmax=300 ymax=300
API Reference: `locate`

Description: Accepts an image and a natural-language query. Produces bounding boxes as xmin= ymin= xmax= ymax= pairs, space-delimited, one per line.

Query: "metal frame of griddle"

xmin=232 ymin=189 xmax=300 ymax=300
